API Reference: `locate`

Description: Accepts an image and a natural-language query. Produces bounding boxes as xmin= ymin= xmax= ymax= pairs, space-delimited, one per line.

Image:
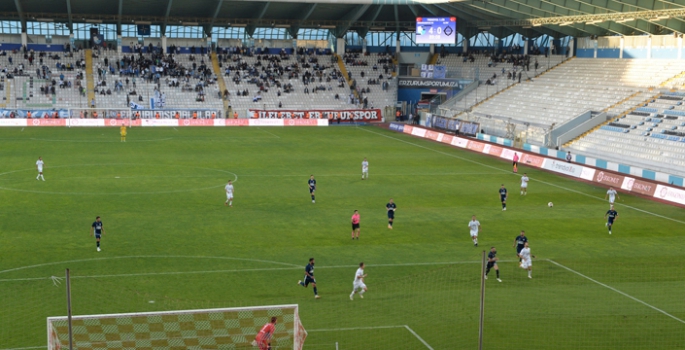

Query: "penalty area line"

xmin=404 ymin=325 xmax=435 ymax=350
xmin=308 ymin=325 xmax=434 ymax=350
xmin=547 ymin=259 xmax=685 ymax=324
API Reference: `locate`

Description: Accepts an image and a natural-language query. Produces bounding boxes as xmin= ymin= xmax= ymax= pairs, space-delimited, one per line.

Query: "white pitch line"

xmin=404 ymin=325 xmax=435 ymax=350
xmin=237 ymin=172 xmax=501 ymax=177
xmin=0 ymin=346 xmax=45 ymax=350
xmin=256 ymin=127 xmax=281 ymax=138
xmin=359 ymin=127 xmax=685 ymax=225
xmin=0 ymin=255 xmax=300 ymax=275
xmin=307 ymin=325 xmax=406 ymax=332
xmin=547 ymin=259 xmax=685 ymax=324
xmin=0 ymin=260 xmax=504 ymax=283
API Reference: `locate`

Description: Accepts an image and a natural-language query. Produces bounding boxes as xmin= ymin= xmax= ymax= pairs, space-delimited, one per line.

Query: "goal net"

xmin=47 ymin=305 xmax=307 ymax=350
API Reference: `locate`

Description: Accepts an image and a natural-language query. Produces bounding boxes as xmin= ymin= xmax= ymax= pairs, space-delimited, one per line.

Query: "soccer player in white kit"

xmin=518 ymin=242 xmax=535 ymax=278
xmin=224 ymin=180 xmax=234 ymax=207
xmin=36 ymin=157 xmax=45 ymax=181
xmin=520 ymin=173 xmax=529 ymax=195
xmin=605 ymin=187 xmax=619 ymax=206
xmin=350 ymin=262 xmax=367 ymax=300
xmin=361 ymin=157 xmax=369 ymax=180
xmin=468 ymin=215 xmax=480 ymax=246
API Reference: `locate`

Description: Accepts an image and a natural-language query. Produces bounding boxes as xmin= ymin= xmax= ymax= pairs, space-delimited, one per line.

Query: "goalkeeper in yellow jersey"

xmin=120 ymin=124 xmax=127 ymax=142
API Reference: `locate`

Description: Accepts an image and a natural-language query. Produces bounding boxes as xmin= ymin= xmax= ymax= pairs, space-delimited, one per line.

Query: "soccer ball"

xmin=548 ymin=202 xmax=554 ymax=207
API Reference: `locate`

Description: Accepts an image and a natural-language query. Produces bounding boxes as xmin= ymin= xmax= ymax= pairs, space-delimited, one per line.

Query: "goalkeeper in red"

xmin=252 ymin=317 xmax=277 ymax=350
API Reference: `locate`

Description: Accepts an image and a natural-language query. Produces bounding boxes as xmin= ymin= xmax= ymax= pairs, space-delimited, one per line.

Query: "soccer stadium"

xmin=2 ymin=0 xmax=685 ymax=349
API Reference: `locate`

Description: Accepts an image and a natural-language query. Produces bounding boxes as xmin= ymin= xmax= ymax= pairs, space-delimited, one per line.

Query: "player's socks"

xmin=313 ymin=287 xmax=318 ymax=296
xmin=359 ymin=289 xmax=365 ymax=298
xmin=496 ymin=270 xmax=500 ymax=278
xmin=485 ymin=267 xmax=490 ymax=275
xmin=528 ymin=271 xmax=532 ymax=278
xmin=298 ymin=280 xmax=304 ymax=287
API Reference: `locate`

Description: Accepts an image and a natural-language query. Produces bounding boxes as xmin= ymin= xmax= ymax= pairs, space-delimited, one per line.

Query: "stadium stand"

xmin=568 ymin=91 xmax=685 ymax=176
xmin=460 ymin=58 xmax=685 ymax=145
xmin=0 ymin=50 xmax=87 ymax=109
xmin=90 ymin=48 xmax=223 ymax=110
xmin=437 ymin=53 xmax=567 ymax=112
xmin=341 ymin=52 xmax=398 ymax=110
xmin=220 ymin=51 xmax=355 ymax=111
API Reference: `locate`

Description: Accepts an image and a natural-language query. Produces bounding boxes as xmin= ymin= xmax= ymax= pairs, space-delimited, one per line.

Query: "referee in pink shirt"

xmin=351 ymin=210 xmax=361 ymax=240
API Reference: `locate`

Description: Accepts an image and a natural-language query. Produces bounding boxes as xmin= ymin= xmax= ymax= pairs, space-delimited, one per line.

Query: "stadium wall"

xmin=387 ymin=122 xmax=685 ymax=206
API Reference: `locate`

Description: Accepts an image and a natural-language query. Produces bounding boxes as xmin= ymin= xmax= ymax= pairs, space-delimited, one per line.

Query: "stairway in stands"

xmin=210 ymin=52 xmax=229 ymax=115
xmin=84 ymin=49 xmax=95 ymax=107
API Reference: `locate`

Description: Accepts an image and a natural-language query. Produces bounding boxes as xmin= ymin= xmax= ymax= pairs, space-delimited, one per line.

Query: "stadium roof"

xmin=3 ymin=0 xmax=685 ymax=39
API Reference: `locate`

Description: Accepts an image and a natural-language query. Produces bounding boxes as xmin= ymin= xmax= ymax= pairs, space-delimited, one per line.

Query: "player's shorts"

xmin=353 ymin=281 xmax=366 ymax=290
xmin=470 ymin=231 xmax=478 ymax=237
xmin=486 ymin=262 xmax=496 ymax=269
xmin=520 ymin=259 xmax=532 ymax=269
xmin=352 ymin=223 xmax=360 ymax=230
xmin=521 ymin=184 xmax=528 ymax=188
xmin=362 ymin=169 xmax=368 ymax=173
xmin=607 ymin=219 xmax=614 ymax=225
xmin=387 ymin=212 xmax=394 ymax=219
xmin=501 ymin=195 xmax=507 ymax=202
xmin=512 ymin=161 xmax=518 ymax=166
xmin=303 ymin=276 xmax=316 ymax=286
xmin=95 ymin=234 xmax=101 ymax=239
xmin=516 ymin=248 xmax=523 ymax=256
xmin=309 ymin=188 xmax=315 ymax=193
xmin=37 ymin=168 xmax=43 ymax=173
xmin=609 ymin=198 xmax=615 ymax=204
xmin=226 ymin=193 xmax=233 ymax=200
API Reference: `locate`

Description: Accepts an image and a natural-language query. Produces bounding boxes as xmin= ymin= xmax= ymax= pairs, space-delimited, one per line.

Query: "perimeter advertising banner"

xmin=386 ymin=124 xmax=685 ymax=207
xmin=250 ymin=109 xmax=382 ymax=122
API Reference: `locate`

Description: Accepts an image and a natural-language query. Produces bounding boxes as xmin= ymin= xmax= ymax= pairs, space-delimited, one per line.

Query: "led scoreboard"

xmin=415 ymin=17 xmax=457 ymax=45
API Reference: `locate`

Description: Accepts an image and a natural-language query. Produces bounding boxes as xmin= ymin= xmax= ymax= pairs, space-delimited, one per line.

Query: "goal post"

xmin=48 ymin=304 xmax=307 ymax=350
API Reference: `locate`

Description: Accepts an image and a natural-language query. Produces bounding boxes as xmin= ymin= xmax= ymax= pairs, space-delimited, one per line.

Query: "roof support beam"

xmin=512 ymin=0 xmax=652 ymax=34
xmin=407 ymin=4 xmax=419 ymax=17
xmin=256 ymin=2 xmax=270 ymax=20
xmin=302 ymin=3 xmax=317 ymax=21
xmin=67 ymin=0 xmax=74 ymax=34
xmin=13 ymin=0 xmax=26 ymax=32
xmin=116 ymin=0 xmax=122 ymax=35
xmin=465 ymin=0 xmax=595 ymax=37
xmin=205 ymin=0 xmax=224 ymax=37
xmin=335 ymin=4 xmax=371 ymax=37
xmin=394 ymin=4 xmax=400 ymax=41
xmin=289 ymin=3 xmax=317 ymax=38
xmin=161 ymin=0 xmax=174 ymax=36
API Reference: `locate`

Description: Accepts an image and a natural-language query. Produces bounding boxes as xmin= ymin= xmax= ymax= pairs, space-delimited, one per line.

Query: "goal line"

xmin=307 ymin=325 xmax=434 ymax=350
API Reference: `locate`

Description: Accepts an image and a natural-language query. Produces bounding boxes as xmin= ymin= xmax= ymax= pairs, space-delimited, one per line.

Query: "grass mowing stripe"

xmin=360 ymin=126 xmax=685 ymax=225
xmin=547 ymin=259 xmax=685 ymax=324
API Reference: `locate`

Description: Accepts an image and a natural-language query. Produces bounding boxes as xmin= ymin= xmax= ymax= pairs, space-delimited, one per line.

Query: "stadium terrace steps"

xmin=429 ymin=53 xmax=439 ymax=65
xmin=562 ymin=91 xmax=659 ymax=148
xmin=437 ymin=54 xmax=568 ymax=117
xmin=85 ymin=49 xmax=95 ymax=107
xmin=341 ymin=53 xmax=398 ymax=110
xmin=566 ymin=90 xmax=685 ymax=176
xmin=660 ymin=70 xmax=685 ymax=89
xmin=459 ymin=58 xmax=685 ymax=145
xmin=334 ymin=53 xmax=355 ymax=96
xmin=210 ymin=52 xmax=229 ymax=114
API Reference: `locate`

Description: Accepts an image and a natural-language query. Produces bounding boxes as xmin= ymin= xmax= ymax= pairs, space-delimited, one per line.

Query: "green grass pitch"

xmin=0 ymin=125 xmax=684 ymax=349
